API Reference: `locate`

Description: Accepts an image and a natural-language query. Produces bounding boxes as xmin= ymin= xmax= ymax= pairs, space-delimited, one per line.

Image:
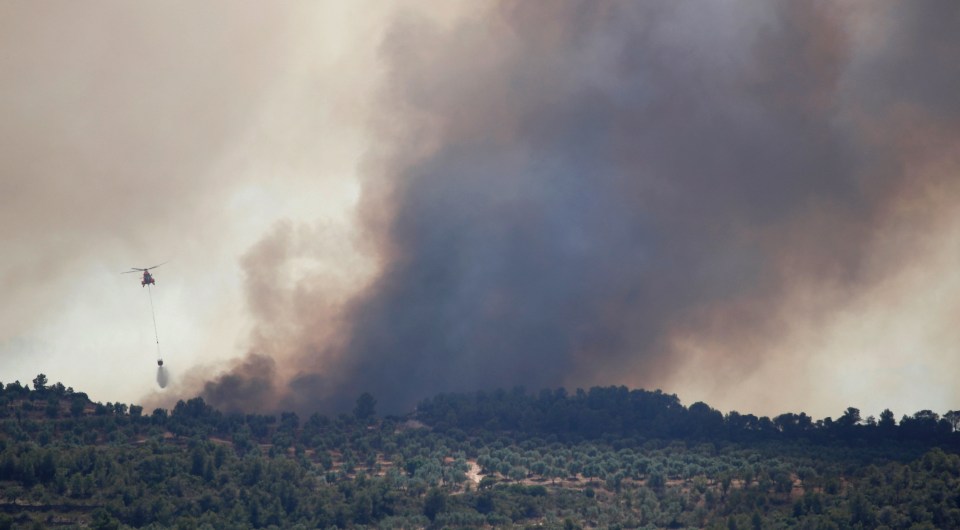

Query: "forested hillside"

xmin=1 ymin=375 xmax=958 ymax=529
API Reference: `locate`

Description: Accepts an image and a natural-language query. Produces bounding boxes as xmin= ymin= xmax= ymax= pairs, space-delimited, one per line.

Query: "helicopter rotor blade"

xmin=121 ymin=262 xmax=166 ymax=273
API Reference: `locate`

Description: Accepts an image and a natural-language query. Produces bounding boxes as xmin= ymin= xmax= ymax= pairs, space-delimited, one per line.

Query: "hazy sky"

xmin=2 ymin=1 xmax=958 ymax=420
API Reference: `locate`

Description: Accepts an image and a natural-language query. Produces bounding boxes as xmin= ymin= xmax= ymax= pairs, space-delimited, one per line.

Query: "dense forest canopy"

xmin=1 ymin=375 xmax=958 ymax=529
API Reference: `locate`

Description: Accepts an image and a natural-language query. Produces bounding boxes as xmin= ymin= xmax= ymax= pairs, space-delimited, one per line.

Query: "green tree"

xmin=90 ymin=507 xmax=119 ymax=530
xmin=423 ymin=488 xmax=447 ymax=521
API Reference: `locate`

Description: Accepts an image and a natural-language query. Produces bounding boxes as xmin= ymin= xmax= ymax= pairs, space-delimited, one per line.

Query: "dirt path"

xmin=467 ymin=461 xmax=483 ymax=485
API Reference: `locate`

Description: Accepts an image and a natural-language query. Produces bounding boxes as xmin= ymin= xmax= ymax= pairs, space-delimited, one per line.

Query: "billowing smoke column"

xmin=202 ymin=1 xmax=960 ymax=414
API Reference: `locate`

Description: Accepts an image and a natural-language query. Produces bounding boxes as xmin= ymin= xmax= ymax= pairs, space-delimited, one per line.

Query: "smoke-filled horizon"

xmin=3 ymin=1 xmax=959 ymax=420
xmin=194 ymin=1 xmax=960 ymax=417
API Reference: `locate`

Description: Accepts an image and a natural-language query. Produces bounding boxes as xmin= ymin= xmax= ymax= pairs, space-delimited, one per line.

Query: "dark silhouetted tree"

xmin=838 ymin=407 xmax=861 ymax=428
xmin=354 ymin=392 xmax=377 ymax=422
xmin=944 ymin=410 xmax=960 ymax=432
xmin=32 ymin=374 xmax=48 ymax=393
xmin=878 ymin=409 xmax=896 ymax=431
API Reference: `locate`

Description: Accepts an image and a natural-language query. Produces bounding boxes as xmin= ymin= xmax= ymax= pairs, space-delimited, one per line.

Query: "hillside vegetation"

xmin=1 ymin=375 xmax=959 ymax=529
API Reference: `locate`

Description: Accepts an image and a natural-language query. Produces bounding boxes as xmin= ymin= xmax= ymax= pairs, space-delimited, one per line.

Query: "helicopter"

xmin=122 ymin=263 xmax=166 ymax=287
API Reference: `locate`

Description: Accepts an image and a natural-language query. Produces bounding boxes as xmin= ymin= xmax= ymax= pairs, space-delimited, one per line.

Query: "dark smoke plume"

xmin=202 ymin=1 xmax=960 ymax=415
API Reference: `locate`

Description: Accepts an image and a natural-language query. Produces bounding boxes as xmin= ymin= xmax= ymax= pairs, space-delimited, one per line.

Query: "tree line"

xmin=416 ymin=385 xmax=960 ymax=445
xmin=0 ymin=375 xmax=958 ymax=528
